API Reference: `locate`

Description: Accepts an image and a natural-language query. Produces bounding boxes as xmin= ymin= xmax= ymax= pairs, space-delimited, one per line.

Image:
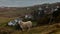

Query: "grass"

xmin=0 ymin=24 xmax=60 ymax=34
xmin=0 ymin=17 xmax=12 ymax=23
xmin=0 ymin=17 xmax=60 ymax=34
xmin=10 ymin=24 xmax=60 ymax=34
xmin=0 ymin=17 xmax=15 ymax=27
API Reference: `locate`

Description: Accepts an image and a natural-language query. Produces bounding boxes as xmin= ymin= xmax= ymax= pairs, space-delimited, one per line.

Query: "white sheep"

xmin=18 ymin=20 xmax=32 ymax=31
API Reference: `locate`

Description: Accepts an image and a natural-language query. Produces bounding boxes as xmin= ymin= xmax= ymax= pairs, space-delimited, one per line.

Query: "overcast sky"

xmin=0 ymin=0 xmax=60 ymax=7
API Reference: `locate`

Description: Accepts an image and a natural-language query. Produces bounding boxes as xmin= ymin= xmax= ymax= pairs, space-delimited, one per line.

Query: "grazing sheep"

xmin=18 ymin=20 xmax=32 ymax=31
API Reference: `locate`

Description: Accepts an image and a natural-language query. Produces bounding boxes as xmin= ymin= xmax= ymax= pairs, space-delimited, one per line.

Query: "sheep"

xmin=18 ymin=20 xmax=32 ymax=31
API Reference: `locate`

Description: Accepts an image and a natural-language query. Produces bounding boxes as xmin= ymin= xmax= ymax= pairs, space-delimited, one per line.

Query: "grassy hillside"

xmin=0 ymin=17 xmax=59 ymax=34
xmin=0 ymin=2 xmax=60 ymax=34
xmin=0 ymin=23 xmax=60 ymax=34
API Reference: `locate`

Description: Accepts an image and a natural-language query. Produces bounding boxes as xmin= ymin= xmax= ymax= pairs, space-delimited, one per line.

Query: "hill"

xmin=0 ymin=2 xmax=60 ymax=18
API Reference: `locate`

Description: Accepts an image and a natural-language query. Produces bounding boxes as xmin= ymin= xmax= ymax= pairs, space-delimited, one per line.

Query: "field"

xmin=0 ymin=3 xmax=60 ymax=34
xmin=0 ymin=17 xmax=60 ymax=34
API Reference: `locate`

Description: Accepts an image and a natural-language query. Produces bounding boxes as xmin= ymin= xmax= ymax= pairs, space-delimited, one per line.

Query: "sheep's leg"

xmin=22 ymin=28 xmax=24 ymax=31
xmin=27 ymin=24 xmax=32 ymax=32
xmin=20 ymin=26 xmax=24 ymax=31
xmin=27 ymin=27 xmax=30 ymax=32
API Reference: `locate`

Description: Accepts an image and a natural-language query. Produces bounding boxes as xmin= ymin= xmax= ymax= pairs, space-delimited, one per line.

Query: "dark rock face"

xmin=33 ymin=7 xmax=60 ymax=26
xmin=52 ymin=8 xmax=60 ymax=17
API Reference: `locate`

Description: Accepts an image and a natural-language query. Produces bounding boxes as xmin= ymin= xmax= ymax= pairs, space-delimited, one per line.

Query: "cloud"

xmin=0 ymin=0 xmax=60 ymax=7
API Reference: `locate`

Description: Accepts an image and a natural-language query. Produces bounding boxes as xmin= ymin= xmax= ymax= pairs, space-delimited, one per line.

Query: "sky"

xmin=0 ymin=0 xmax=60 ymax=7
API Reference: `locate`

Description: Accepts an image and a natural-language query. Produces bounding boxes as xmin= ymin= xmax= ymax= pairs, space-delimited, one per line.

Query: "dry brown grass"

xmin=0 ymin=23 xmax=60 ymax=34
xmin=11 ymin=23 xmax=60 ymax=34
xmin=0 ymin=17 xmax=60 ymax=34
